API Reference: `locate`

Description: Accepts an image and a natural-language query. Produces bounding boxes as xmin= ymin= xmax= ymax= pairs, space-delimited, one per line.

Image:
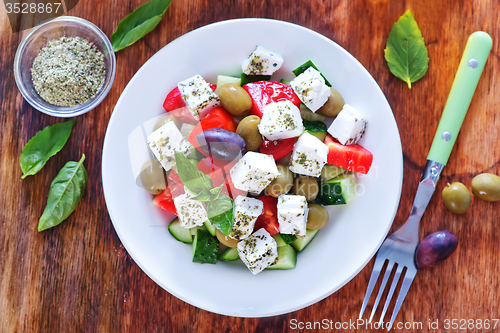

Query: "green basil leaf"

xmin=38 ymin=155 xmax=88 ymax=231
xmin=206 ymin=195 xmax=234 ymax=235
xmin=384 ymin=9 xmax=429 ymax=88
xmin=189 ymin=189 xmax=213 ymax=202
xmin=111 ymin=0 xmax=172 ymax=52
xmin=209 ymin=184 xmax=225 ymax=200
xmin=174 ymin=151 xmax=213 ymax=195
xmin=20 ymin=120 xmax=76 ymax=179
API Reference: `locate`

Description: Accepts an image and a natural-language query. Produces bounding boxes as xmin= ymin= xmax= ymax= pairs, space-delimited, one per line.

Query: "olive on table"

xmin=137 ymin=160 xmax=166 ymax=195
xmin=266 ymin=164 xmax=293 ymax=198
xmin=415 ymin=230 xmax=458 ymax=269
xmin=236 ymin=115 xmax=263 ymax=151
xmin=316 ymin=87 xmax=345 ymax=117
xmin=218 ymin=83 xmax=253 ymax=116
xmin=306 ymin=203 xmax=329 ymax=230
xmin=441 ymin=182 xmax=471 ymax=214
xmin=292 ymin=176 xmax=319 ymax=201
xmin=196 ymin=128 xmax=246 ymax=161
xmin=471 ymin=173 xmax=500 ymax=202
xmin=216 ymin=229 xmax=239 ymax=248
xmin=153 ymin=114 xmax=180 ymax=131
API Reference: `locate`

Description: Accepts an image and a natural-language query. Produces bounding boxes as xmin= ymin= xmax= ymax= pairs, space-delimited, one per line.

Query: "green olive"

xmin=216 ymin=229 xmax=239 ymax=248
xmin=441 ymin=182 xmax=471 ymax=214
xmin=316 ymin=87 xmax=345 ymax=117
xmin=306 ymin=203 xmax=329 ymax=229
xmin=236 ymin=115 xmax=262 ymax=151
xmin=137 ymin=160 xmax=166 ymax=195
xmin=218 ymin=83 xmax=252 ymax=116
xmin=266 ymin=164 xmax=293 ymax=197
xmin=153 ymin=114 xmax=180 ymax=131
xmin=292 ymin=176 xmax=319 ymax=202
xmin=471 ymin=173 xmax=500 ymax=202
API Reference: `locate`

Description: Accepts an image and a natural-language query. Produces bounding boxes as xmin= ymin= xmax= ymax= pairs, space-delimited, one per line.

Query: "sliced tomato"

xmin=188 ymin=106 xmax=237 ymax=155
xmin=324 ymin=134 xmax=373 ymax=174
xmin=243 ymin=81 xmax=301 ymax=118
xmin=259 ymin=137 xmax=297 ymax=161
xmin=167 ymin=169 xmax=182 ymax=185
xmin=254 ymin=195 xmax=280 ymax=236
xmin=153 ymin=185 xmax=184 ymax=216
xmin=165 ymin=107 xmax=198 ymax=124
xmin=223 ymin=173 xmax=247 ymax=200
xmin=163 ymin=84 xmax=217 ymax=112
xmin=197 ymin=156 xmax=217 ymax=174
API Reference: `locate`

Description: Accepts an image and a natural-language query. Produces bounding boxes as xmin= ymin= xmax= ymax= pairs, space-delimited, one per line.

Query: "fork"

xmin=359 ymin=31 xmax=492 ymax=330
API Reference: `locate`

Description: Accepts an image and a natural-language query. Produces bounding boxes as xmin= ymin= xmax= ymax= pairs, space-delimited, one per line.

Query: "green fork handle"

xmin=427 ymin=31 xmax=492 ymax=165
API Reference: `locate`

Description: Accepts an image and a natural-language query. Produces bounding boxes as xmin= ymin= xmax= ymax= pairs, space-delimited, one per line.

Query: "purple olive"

xmin=415 ymin=230 xmax=458 ymax=269
xmin=196 ymin=128 xmax=246 ymax=161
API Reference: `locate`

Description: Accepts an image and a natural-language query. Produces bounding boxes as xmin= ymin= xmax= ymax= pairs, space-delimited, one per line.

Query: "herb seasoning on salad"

xmin=31 ymin=36 xmax=105 ymax=107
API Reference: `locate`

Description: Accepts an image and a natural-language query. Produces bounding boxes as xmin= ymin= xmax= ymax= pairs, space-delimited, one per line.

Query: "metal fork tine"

xmin=359 ymin=258 xmax=387 ymax=319
xmin=387 ymin=269 xmax=417 ymax=331
xmin=368 ymin=261 xmax=395 ymax=323
xmin=378 ymin=264 xmax=404 ymax=325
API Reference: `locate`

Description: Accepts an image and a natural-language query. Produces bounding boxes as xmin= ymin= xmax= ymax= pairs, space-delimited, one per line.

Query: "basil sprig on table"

xmin=111 ymin=0 xmax=172 ymax=52
xmin=38 ymin=155 xmax=88 ymax=232
xmin=384 ymin=9 xmax=429 ymax=89
xmin=20 ymin=119 xmax=76 ymax=179
xmin=175 ymin=152 xmax=234 ymax=235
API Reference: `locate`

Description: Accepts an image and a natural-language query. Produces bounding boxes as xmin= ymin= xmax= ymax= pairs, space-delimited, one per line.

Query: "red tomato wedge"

xmin=163 ymin=83 xmax=217 ymax=111
xmin=324 ymin=134 xmax=373 ymax=174
xmin=259 ymin=137 xmax=297 ymax=161
xmin=188 ymin=106 xmax=237 ymax=155
xmin=254 ymin=195 xmax=280 ymax=236
xmin=167 ymin=169 xmax=182 ymax=186
xmin=153 ymin=185 xmax=185 ymax=216
xmin=243 ymin=81 xmax=301 ymax=118
xmin=223 ymin=173 xmax=247 ymax=200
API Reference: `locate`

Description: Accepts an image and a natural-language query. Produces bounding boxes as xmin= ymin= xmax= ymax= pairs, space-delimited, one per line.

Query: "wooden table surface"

xmin=1 ymin=0 xmax=499 ymax=332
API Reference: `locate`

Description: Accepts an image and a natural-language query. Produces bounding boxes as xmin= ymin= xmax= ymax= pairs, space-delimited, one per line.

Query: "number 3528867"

xmin=5 ymin=3 xmax=62 ymax=14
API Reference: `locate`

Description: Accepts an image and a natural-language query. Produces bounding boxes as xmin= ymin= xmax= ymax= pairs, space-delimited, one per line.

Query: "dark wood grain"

xmin=1 ymin=0 xmax=499 ymax=332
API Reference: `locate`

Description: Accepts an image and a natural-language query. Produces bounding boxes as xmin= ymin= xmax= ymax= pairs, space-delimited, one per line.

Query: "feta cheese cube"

xmin=177 ymin=75 xmax=219 ymax=120
xmin=258 ymin=101 xmax=304 ymax=140
xmin=327 ymin=104 xmax=367 ymax=145
xmin=237 ymin=228 xmax=278 ymax=274
xmin=230 ymin=152 xmax=279 ymax=193
xmin=241 ymin=45 xmax=284 ymax=76
xmin=290 ymin=67 xmax=331 ymax=112
xmin=229 ymin=195 xmax=264 ymax=240
xmin=174 ymin=192 xmax=209 ymax=229
xmin=148 ymin=121 xmax=192 ymax=172
xmin=289 ymin=132 xmax=328 ymax=177
xmin=277 ymin=194 xmax=308 ymax=236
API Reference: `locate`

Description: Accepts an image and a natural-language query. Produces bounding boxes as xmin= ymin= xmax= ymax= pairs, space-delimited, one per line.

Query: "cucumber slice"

xmin=168 ymin=218 xmax=193 ymax=244
xmin=299 ymin=104 xmax=326 ymax=122
xmin=218 ymin=247 xmax=240 ymax=261
xmin=321 ymin=165 xmax=347 ymax=182
xmin=292 ymin=60 xmax=332 ymax=87
xmin=303 ymin=120 xmax=327 ymax=142
xmin=267 ymin=245 xmax=296 ymax=269
xmin=291 ymin=229 xmax=319 ymax=252
xmin=204 ymin=220 xmax=216 ymax=236
xmin=320 ymin=173 xmax=357 ymax=205
xmin=240 ymin=73 xmax=271 ymax=86
xmin=216 ymin=75 xmax=242 ymax=94
xmin=190 ymin=224 xmax=207 ymax=236
xmin=192 ymin=229 xmax=219 ymax=264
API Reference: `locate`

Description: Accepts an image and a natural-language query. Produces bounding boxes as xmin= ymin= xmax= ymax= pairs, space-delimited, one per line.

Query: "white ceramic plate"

xmin=102 ymin=18 xmax=403 ymax=317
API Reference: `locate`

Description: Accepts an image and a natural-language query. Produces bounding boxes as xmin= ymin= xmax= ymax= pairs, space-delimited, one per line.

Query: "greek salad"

xmin=138 ymin=45 xmax=373 ymax=275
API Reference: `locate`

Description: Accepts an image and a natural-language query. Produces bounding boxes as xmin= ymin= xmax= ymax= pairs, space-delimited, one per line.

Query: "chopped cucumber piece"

xmin=216 ymin=75 xmax=242 ymax=94
xmin=218 ymin=247 xmax=240 ymax=261
xmin=291 ymin=229 xmax=319 ymax=252
xmin=280 ymin=78 xmax=291 ymax=86
xmin=320 ymin=173 xmax=357 ymax=205
xmin=190 ymin=224 xmax=207 ymax=236
xmin=267 ymin=245 xmax=296 ymax=269
xmin=192 ymin=229 xmax=219 ymax=264
xmin=321 ymin=165 xmax=347 ymax=182
xmin=240 ymin=73 xmax=271 ymax=86
xmin=168 ymin=218 xmax=192 ymax=244
xmin=292 ymin=60 xmax=332 ymax=87
xmin=273 ymin=233 xmax=297 ymax=247
xmin=204 ymin=220 xmax=216 ymax=236
xmin=303 ymin=120 xmax=327 ymax=142
xmin=299 ymin=104 xmax=326 ymax=122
